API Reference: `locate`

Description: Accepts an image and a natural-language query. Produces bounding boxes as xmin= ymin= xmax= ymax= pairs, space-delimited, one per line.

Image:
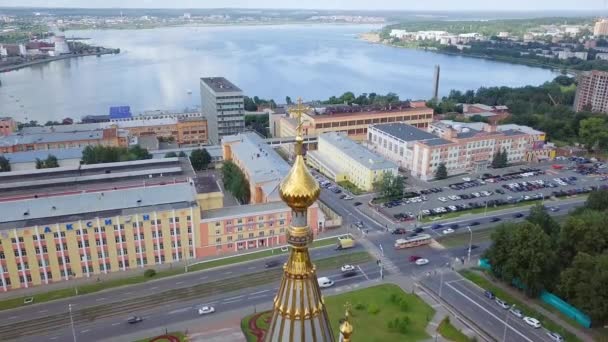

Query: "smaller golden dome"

xmin=279 ymin=154 xmax=320 ymax=211
xmin=340 ymin=320 xmax=353 ymax=336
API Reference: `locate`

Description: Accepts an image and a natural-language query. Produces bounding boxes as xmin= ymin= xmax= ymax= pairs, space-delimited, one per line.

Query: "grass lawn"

xmin=437 ymin=317 xmax=473 ymax=342
xmin=338 ymin=180 xmax=365 ymax=195
xmin=459 ymin=269 xmax=582 ymax=342
xmin=0 ymin=236 xmax=341 ymax=312
xmin=437 ymin=227 xmax=495 ymax=248
xmin=133 ymin=331 xmax=187 ymax=342
xmin=242 ymin=284 xmax=434 ymax=342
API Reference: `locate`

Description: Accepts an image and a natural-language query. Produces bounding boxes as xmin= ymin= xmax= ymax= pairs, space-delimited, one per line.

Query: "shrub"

xmin=389 ymin=293 xmax=399 ymax=303
xmin=367 ymin=304 xmax=380 ymax=315
xmin=354 ymin=303 xmax=366 ymax=311
xmin=387 ymin=316 xmax=410 ymax=334
xmin=144 ymin=269 xmax=156 ymax=278
xmin=399 ymin=299 xmax=409 ymax=312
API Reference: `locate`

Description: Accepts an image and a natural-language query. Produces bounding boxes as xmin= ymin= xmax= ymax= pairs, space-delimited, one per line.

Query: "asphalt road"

xmin=421 ymin=271 xmax=556 ymax=342
xmin=0 ymin=244 xmax=360 ymax=324
xmin=19 ymin=262 xmax=382 ymax=342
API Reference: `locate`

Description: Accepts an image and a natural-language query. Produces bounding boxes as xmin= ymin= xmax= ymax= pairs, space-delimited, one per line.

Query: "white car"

xmin=523 ymin=316 xmax=541 ymax=329
xmin=442 ymin=228 xmax=454 ymax=235
xmin=415 ymin=258 xmax=429 ymax=266
xmin=318 ymin=277 xmax=334 ymax=288
xmin=343 ymin=196 xmax=353 ymax=200
xmin=198 ymin=305 xmax=215 ymax=315
xmin=341 ymin=264 xmax=355 ymax=272
xmin=495 ymin=298 xmax=510 ymax=309
xmin=438 ymin=197 xmax=447 ymax=202
xmin=546 ymin=332 xmax=564 ymax=341
xmin=462 ymin=177 xmax=471 ymax=181
xmin=509 ymin=307 xmax=523 ymax=318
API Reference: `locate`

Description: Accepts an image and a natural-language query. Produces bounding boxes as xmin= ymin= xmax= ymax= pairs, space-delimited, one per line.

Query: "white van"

xmin=317 ymin=277 xmax=335 ymax=288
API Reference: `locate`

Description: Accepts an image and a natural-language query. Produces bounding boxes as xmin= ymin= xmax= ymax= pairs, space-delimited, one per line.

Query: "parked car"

xmin=513 ymin=213 xmax=524 ymax=218
xmin=415 ymin=258 xmax=429 ymax=266
xmin=353 ymin=202 xmax=362 ymax=206
xmin=413 ymin=227 xmax=424 ymax=233
xmin=470 ymin=221 xmax=480 ymax=226
xmin=523 ymin=316 xmax=542 ymax=328
xmin=442 ymin=228 xmax=454 ymax=235
xmin=127 ymin=316 xmax=143 ymax=324
xmin=409 ymin=255 xmax=422 ymax=262
xmin=484 ymin=290 xmax=495 ymax=299
xmin=198 ymin=305 xmax=216 ymax=315
xmin=546 ymin=332 xmax=564 ymax=341
xmin=491 ymin=217 xmax=501 ymax=222
xmin=509 ymin=307 xmax=523 ymax=318
xmin=495 ymin=298 xmax=510 ymax=309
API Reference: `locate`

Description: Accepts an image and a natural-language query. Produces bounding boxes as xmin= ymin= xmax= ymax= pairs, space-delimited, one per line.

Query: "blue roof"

xmin=109 ymin=106 xmax=132 ymax=119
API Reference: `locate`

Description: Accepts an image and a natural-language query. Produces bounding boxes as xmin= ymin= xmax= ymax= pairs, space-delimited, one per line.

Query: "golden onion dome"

xmin=340 ymin=317 xmax=353 ymax=341
xmin=279 ymin=153 xmax=320 ymax=211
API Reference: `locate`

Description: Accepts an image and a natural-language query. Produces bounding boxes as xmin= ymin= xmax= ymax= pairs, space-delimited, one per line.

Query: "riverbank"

xmin=360 ymin=34 xmax=579 ymax=75
xmin=0 ymin=50 xmax=118 ymax=73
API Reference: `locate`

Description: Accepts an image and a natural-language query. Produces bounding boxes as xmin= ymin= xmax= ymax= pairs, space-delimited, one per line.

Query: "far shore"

xmin=0 ymin=50 xmax=117 ymax=73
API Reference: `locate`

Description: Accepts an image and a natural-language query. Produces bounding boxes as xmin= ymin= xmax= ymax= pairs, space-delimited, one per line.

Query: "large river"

xmin=0 ymin=24 xmax=558 ymax=122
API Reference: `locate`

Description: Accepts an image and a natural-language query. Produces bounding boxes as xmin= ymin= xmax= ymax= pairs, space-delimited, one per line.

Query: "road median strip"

xmin=0 ymin=251 xmax=371 ymax=340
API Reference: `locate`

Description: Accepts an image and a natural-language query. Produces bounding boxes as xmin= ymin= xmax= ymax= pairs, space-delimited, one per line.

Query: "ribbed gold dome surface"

xmin=279 ymin=153 xmax=320 ymax=211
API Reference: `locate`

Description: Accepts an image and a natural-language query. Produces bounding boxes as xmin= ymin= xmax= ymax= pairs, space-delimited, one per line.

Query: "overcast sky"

xmin=1 ymin=0 xmax=606 ymax=11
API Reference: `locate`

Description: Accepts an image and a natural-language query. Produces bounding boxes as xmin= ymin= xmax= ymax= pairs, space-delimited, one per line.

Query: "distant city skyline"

xmin=1 ymin=0 xmax=607 ymax=11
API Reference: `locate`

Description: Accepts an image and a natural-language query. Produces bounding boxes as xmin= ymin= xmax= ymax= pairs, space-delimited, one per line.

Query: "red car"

xmin=409 ymin=255 xmax=422 ymax=262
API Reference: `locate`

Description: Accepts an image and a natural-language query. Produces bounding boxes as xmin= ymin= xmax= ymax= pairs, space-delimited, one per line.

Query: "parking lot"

xmin=377 ymin=163 xmax=607 ymax=225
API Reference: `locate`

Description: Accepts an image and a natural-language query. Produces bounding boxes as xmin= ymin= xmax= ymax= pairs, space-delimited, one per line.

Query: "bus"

xmin=394 ymin=234 xmax=432 ymax=249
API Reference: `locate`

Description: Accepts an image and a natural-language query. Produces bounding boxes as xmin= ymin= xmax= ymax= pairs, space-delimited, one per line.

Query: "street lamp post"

xmin=69 ymin=304 xmax=77 ymax=342
xmin=466 ymin=226 xmax=473 ymax=263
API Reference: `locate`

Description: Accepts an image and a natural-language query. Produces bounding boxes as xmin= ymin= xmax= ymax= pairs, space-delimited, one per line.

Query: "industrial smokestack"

xmin=433 ymin=64 xmax=440 ymax=100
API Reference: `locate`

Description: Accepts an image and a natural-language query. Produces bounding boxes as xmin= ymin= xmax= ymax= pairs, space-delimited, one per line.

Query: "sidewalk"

xmin=476 ymin=271 xmax=595 ymax=342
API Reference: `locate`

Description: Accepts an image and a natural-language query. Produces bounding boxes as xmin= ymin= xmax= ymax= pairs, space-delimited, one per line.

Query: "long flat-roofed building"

xmin=275 ymin=101 xmax=433 ymax=143
xmin=200 ymin=77 xmax=245 ymax=144
xmin=222 ymin=132 xmax=290 ymax=204
xmin=0 ymin=127 xmax=128 ymax=154
xmin=307 ymin=132 xmax=398 ymax=191
xmin=368 ymin=122 xmax=554 ymax=180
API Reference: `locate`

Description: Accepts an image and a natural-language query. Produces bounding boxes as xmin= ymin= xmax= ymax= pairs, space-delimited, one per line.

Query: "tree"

xmin=579 ymin=117 xmax=608 ymax=151
xmin=484 ymin=222 xmax=556 ymax=296
xmin=491 ymin=149 xmax=508 ymax=168
xmin=178 ymin=151 xmax=187 ymax=158
xmin=526 ymin=204 xmax=560 ymax=239
xmin=586 ymin=190 xmax=608 ymax=211
xmin=221 ymin=161 xmax=250 ymax=204
xmin=190 ymin=148 xmax=211 ymax=171
xmin=164 ymin=152 xmax=178 ymax=158
xmin=557 ymin=252 xmax=608 ymax=325
xmin=81 ymin=145 xmax=152 ymax=164
xmin=285 ymin=96 xmax=293 ymax=105
xmin=557 ymin=209 xmax=608 ymax=267
xmin=373 ymin=172 xmax=405 ymax=198
xmin=435 ymin=163 xmax=448 ymax=180
xmin=44 ymin=155 xmax=59 ymax=168
xmin=35 ymin=158 xmax=44 ymax=169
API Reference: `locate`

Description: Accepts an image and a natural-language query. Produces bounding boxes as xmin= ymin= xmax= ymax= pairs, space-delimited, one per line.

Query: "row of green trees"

xmin=244 ymin=96 xmax=277 ymax=111
xmin=323 ymin=92 xmax=401 ymax=106
xmin=244 ymin=114 xmax=269 ymax=137
xmin=81 ymin=145 xmax=152 ymax=164
xmin=0 ymin=156 xmax=10 ymax=172
xmin=484 ymin=190 xmax=608 ymax=325
xmin=221 ymin=161 xmax=250 ymax=204
xmin=491 ymin=149 xmax=509 ymax=169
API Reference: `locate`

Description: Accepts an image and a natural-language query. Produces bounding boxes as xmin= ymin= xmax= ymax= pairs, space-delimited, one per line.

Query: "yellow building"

xmin=0 ymin=183 xmax=200 ymax=290
xmin=307 ymin=132 xmax=398 ymax=191
xmin=276 ymin=101 xmax=434 ymax=142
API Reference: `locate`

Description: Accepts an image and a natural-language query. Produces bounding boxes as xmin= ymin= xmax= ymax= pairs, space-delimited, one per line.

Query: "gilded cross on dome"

xmin=291 ymin=97 xmax=308 ymax=138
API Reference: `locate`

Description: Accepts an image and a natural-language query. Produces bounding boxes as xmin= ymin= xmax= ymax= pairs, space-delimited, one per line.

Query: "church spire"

xmin=265 ymin=98 xmax=335 ymax=342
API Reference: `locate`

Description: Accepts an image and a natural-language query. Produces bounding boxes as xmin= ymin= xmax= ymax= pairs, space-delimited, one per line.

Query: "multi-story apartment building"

xmin=594 ymin=19 xmax=608 ymax=37
xmin=200 ymin=77 xmax=245 ymax=144
xmin=222 ymin=132 xmax=290 ymax=204
xmin=0 ymin=127 xmax=128 ymax=153
xmin=307 ymin=132 xmax=398 ymax=191
xmin=0 ymin=117 xmax=16 ymax=136
xmin=368 ymin=122 xmax=553 ymax=180
xmin=273 ymin=101 xmax=434 ymax=142
xmin=574 ymin=70 xmax=608 ymax=113
xmin=21 ymin=115 xmax=208 ymax=147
